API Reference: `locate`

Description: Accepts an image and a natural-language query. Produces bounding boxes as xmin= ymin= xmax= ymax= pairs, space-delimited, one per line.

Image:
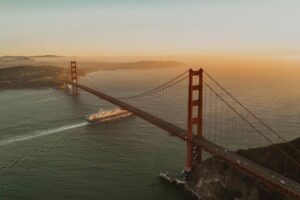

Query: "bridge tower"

xmin=70 ymin=61 xmax=78 ymax=95
xmin=185 ymin=69 xmax=203 ymax=173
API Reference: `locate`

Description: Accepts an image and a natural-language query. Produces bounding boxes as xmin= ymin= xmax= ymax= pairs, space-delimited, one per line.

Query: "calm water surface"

xmin=0 ymin=66 xmax=299 ymax=199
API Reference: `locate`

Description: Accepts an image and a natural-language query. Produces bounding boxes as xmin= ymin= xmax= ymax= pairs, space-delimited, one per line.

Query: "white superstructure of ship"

xmin=85 ymin=108 xmax=133 ymax=123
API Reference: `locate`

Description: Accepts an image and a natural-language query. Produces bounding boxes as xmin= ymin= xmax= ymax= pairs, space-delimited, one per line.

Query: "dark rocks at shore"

xmin=188 ymin=158 xmax=288 ymax=200
xmin=187 ymin=137 xmax=300 ymax=200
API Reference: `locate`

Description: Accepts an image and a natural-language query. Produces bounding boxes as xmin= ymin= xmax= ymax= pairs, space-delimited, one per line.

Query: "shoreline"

xmin=0 ymin=61 xmax=186 ymax=90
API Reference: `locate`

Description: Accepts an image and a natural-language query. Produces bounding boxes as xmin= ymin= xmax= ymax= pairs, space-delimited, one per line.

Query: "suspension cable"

xmin=78 ymin=71 xmax=98 ymax=91
xmin=141 ymin=75 xmax=189 ymax=96
xmin=203 ymin=81 xmax=300 ymax=169
xmin=118 ymin=70 xmax=189 ymax=99
xmin=203 ymin=70 xmax=300 ymax=156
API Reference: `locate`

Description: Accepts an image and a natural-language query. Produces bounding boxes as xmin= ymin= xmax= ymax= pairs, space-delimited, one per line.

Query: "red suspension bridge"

xmin=68 ymin=61 xmax=300 ymax=200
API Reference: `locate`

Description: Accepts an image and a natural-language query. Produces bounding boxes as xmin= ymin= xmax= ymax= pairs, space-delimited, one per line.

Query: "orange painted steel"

xmin=185 ymin=69 xmax=204 ymax=172
xmin=65 ymin=65 xmax=300 ymax=200
xmin=70 ymin=61 xmax=78 ymax=95
xmin=72 ymin=81 xmax=300 ymax=200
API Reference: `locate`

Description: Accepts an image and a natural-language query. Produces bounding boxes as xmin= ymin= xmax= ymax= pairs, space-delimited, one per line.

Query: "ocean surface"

xmin=0 ymin=66 xmax=299 ymax=200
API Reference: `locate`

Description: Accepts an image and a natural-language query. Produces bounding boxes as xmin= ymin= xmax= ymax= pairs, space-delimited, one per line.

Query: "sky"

xmin=0 ymin=0 xmax=300 ymax=57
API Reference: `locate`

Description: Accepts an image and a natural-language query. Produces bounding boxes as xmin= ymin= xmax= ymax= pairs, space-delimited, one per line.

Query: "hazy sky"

xmin=1 ymin=0 xmax=300 ymax=56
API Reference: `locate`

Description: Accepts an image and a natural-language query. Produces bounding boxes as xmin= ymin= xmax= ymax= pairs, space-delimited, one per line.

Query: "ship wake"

xmin=0 ymin=122 xmax=88 ymax=146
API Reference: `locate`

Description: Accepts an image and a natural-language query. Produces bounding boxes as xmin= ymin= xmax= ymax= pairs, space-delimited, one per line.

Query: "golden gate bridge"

xmin=69 ymin=61 xmax=300 ymax=200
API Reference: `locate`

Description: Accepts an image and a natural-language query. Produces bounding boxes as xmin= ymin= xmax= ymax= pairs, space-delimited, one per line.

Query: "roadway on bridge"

xmin=73 ymin=82 xmax=300 ymax=200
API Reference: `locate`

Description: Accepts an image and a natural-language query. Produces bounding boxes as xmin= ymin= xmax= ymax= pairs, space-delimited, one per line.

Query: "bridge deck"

xmin=75 ymin=83 xmax=300 ymax=200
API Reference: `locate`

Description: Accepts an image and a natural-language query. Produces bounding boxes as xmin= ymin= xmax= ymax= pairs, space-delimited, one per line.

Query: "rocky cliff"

xmin=187 ymin=138 xmax=300 ymax=200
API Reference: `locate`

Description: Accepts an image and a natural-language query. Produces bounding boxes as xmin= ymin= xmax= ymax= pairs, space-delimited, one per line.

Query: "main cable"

xmin=118 ymin=70 xmax=189 ymax=99
xmin=203 ymin=70 xmax=300 ymax=156
xmin=203 ymin=81 xmax=300 ymax=169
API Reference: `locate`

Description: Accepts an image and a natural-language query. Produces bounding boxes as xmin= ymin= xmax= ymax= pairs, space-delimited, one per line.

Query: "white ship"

xmin=85 ymin=108 xmax=133 ymax=123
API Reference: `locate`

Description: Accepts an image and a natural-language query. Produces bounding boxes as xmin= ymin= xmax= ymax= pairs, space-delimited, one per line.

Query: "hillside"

xmin=188 ymin=137 xmax=300 ymax=200
xmin=0 ymin=65 xmax=66 ymax=89
xmin=75 ymin=60 xmax=186 ymax=74
xmin=237 ymin=138 xmax=300 ymax=183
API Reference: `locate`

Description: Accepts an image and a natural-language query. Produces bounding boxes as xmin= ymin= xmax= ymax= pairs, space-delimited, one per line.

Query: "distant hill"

xmin=30 ymin=55 xmax=64 ymax=58
xmin=0 ymin=60 xmax=185 ymax=89
xmin=0 ymin=65 xmax=66 ymax=89
xmin=0 ymin=55 xmax=62 ymax=59
xmin=0 ymin=56 xmax=31 ymax=61
xmin=78 ymin=60 xmax=186 ymax=74
xmin=0 ymin=55 xmax=64 ymax=65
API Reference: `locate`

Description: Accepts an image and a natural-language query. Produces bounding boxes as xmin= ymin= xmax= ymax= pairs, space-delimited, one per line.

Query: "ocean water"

xmin=0 ymin=66 xmax=299 ymax=200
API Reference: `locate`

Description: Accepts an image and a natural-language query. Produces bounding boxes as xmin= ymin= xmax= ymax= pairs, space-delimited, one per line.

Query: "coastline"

xmin=0 ymin=61 xmax=186 ymax=90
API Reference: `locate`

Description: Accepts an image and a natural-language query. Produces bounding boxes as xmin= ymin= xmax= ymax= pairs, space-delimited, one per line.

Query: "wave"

xmin=0 ymin=122 xmax=88 ymax=146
